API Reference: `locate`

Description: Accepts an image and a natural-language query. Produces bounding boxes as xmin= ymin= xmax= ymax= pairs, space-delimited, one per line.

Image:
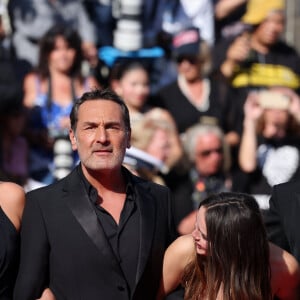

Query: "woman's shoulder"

xmin=23 ymin=72 xmax=44 ymax=107
xmin=0 ymin=182 xmax=25 ymax=231
xmin=269 ymin=242 xmax=300 ymax=297
xmin=23 ymin=72 xmax=41 ymax=88
xmin=167 ymin=234 xmax=195 ymax=263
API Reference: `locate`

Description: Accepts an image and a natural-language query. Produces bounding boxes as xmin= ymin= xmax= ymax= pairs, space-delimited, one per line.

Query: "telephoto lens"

xmin=113 ymin=0 xmax=143 ymax=51
xmin=53 ymin=137 xmax=74 ymax=180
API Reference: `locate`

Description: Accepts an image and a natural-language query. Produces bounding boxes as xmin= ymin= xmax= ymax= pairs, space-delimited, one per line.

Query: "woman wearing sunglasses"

xmin=152 ymin=28 xmax=224 ymax=135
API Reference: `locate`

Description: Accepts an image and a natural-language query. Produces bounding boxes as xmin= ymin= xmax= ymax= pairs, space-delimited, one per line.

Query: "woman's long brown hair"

xmin=182 ymin=192 xmax=272 ymax=300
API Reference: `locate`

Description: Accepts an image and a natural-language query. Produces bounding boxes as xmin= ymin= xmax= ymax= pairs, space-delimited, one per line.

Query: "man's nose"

xmin=95 ymin=126 xmax=108 ymax=143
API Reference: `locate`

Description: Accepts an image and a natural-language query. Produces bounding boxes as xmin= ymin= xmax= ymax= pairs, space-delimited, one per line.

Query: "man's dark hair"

xmin=70 ymin=88 xmax=131 ymax=133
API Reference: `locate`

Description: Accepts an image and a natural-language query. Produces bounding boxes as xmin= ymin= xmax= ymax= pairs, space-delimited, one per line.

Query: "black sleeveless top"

xmin=0 ymin=207 xmax=20 ymax=300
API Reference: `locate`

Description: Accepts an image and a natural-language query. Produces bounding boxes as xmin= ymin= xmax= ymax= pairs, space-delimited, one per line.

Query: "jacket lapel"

xmin=63 ymin=169 xmax=119 ymax=264
xmin=133 ymin=178 xmax=156 ymax=284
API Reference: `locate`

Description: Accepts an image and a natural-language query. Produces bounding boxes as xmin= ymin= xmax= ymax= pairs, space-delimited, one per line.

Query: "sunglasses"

xmin=197 ymin=147 xmax=223 ymax=157
xmin=176 ymin=54 xmax=199 ymax=64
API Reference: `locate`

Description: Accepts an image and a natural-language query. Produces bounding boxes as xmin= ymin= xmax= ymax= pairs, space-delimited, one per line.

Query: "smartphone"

xmin=258 ymin=90 xmax=290 ymax=110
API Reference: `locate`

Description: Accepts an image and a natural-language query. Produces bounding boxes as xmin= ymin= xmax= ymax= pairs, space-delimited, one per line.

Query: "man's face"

xmin=254 ymin=11 xmax=285 ymax=47
xmin=69 ymin=100 xmax=130 ymax=173
xmin=194 ymin=133 xmax=223 ymax=177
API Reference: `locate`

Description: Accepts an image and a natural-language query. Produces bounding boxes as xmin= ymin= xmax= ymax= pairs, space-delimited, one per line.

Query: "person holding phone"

xmin=238 ymin=87 xmax=300 ymax=209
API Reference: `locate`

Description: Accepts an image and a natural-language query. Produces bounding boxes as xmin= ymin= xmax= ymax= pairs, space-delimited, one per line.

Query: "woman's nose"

xmin=192 ymin=228 xmax=200 ymax=240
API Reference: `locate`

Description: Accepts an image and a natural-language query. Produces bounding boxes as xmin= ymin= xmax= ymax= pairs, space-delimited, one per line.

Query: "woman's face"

xmin=263 ymin=109 xmax=289 ymax=139
xmin=177 ymin=55 xmax=202 ymax=82
xmin=146 ymin=128 xmax=170 ymax=163
xmin=116 ymin=68 xmax=150 ymax=111
xmin=192 ymin=206 xmax=208 ymax=255
xmin=48 ymin=36 xmax=76 ymax=73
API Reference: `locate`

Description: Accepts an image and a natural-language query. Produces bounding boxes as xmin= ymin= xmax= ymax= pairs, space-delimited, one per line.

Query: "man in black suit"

xmin=14 ymin=88 xmax=176 ymax=300
xmin=264 ymin=180 xmax=300 ymax=263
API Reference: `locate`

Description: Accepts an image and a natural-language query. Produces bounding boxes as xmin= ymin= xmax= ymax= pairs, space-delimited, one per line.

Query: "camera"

xmin=258 ymin=90 xmax=291 ymax=110
xmin=52 ymin=136 xmax=74 ymax=180
xmin=112 ymin=0 xmax=143 ymax=51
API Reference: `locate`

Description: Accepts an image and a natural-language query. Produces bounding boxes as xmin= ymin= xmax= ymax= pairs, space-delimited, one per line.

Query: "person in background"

xmin=264 ymin=180 xmax=300 ymax=264
xmin=157 ymin=192 xmax=300 ymax=300
xmin=111 ymin=59 xmax=184 ymax=171
xmin=152 ymin=28 xmax=224 ymax=135
xmin=212 ymin=0 xmax=300 ymax=194
xmin=143 ymin=108 xmax=184 ymax=170
xmin=0 ymin=180 xmax=55 ymax=300
xmin=23 ymin=25 xmax=98 ymax=184
xmin=169 ymin=122 xmax=232 ymax=235
xmin=213 ymin=0 xmax=248 ymax=43
xmin=0 ymin=86 xmax=28 ymax=187
xmin=14 ymin=88 xmax=176 ymax=300
xmin=110 ymin=60 xmax=152 ymax=124
xmin=0 ymin=181 xmax=25 ymax=299
xmin=126 ymin=116 xmax=177 ymax=185
xmin=8 ymin=0 xmax=98 ymax=72
xmin=238 ymin=88 xmax=300 ymax=210
xmin=213 ymin=0 xmax=300 ymax=142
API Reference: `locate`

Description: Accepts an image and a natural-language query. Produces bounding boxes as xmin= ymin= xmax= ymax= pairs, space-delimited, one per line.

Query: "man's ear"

xmin=69 ymin=129 xmax=78 ymax=150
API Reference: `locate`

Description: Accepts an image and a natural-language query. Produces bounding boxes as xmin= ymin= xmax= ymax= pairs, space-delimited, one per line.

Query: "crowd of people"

xmin=1 ymin=0 xmax=300 ymax=299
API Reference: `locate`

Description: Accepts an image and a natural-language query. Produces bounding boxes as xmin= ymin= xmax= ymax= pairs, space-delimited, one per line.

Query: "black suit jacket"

xmin=14 ymin=166 xmax=176 ymax=300
xmin=264 ymin=180 xmax=300 ymax=263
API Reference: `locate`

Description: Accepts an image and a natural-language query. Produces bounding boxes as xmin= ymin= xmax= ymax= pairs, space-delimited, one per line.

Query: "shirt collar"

xmin=77 ymin=164 xmax=135 ymax=205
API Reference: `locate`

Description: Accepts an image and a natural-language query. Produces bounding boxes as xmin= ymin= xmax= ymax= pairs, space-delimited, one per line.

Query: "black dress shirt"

xmin=78 ymin=167 xmax=140 ymax=297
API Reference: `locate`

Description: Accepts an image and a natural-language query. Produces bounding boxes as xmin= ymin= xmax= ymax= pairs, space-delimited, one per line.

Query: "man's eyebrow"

xmin=81 ymin=121 xmax=97 ymax=127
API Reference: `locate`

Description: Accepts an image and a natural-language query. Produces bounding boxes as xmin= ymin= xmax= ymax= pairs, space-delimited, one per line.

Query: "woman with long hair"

xmin=23 ymin=24 xmax=98 ymax=184
xmin=157 ymin=192 xmax=300 ymax=300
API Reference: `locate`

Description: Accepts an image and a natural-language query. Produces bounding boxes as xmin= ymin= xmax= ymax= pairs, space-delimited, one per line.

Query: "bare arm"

xmin=214 ymin=0 xmax=248 ymax=20
xmin=156 ymin=235 xmax=195 ymax=300
xmin=23 ymin=73 xmax=38 ymax=108
xmin=0 ymin=182 xmax=25 ymax=231
xmin=270 ymin=243 xmax=300 ymax=300
xmin=238 ymin=93 xmax=263 ymax=172
xmin=220 ymin=32 xmax=251 ymax=79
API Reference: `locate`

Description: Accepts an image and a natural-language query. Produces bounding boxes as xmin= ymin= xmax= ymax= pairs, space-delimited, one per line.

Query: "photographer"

xmin=238 ymin=87 xmax=300 ymax=209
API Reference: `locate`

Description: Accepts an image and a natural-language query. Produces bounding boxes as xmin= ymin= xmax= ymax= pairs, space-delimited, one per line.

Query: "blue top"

xmin=27 ymin=76 xmax=87 ymax=183
xmin=30 ymin=77 xmax=78 ymax=137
